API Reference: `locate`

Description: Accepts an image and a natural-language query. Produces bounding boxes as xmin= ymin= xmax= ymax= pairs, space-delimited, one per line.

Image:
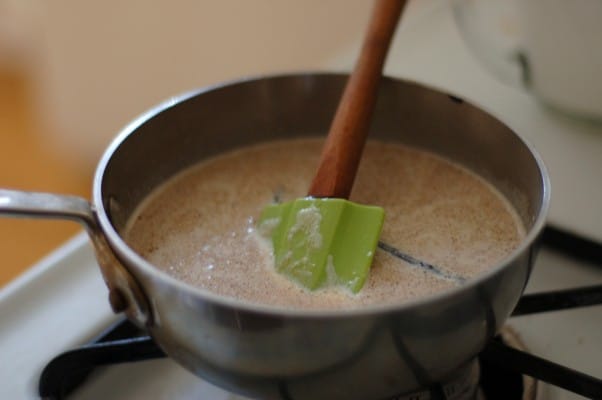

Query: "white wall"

xmin=25 ymin=1 xmax=373 ymax=169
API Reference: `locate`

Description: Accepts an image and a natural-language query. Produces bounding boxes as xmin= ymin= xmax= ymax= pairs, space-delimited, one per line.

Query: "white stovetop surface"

xmin=0 ymin=1 xmax=601 ymax=399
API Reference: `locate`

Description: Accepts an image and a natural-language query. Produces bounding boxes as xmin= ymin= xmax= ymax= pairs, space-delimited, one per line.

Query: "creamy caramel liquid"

xmin=124 ymin=139 xmax=525 ymax=310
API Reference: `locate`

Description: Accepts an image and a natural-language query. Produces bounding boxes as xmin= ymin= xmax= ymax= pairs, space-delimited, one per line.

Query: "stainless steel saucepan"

xmin=0 ymin=74 xmax=549 ymax=399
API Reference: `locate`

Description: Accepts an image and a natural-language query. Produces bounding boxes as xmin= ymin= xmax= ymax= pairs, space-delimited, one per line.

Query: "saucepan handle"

xmin=0 ymin=189 xmax=152 ymax=327
xmin=0 ymin=189 xmax=96 ymax=225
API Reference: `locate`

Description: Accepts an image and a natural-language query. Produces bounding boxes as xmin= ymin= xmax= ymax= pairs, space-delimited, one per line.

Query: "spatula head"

xmin=258 ymin=197 xmax=384 ymax=293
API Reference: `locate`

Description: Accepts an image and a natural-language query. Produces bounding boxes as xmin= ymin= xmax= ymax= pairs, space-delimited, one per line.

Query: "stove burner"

xmin=38 ymin=226 xmax=602 ymax=399
xmin=38 ymin=323 xmax=538 ymax=400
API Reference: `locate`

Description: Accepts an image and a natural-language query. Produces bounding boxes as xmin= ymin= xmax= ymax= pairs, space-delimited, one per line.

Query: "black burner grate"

xmin=38 ymin=226 xmax=602 ymax=399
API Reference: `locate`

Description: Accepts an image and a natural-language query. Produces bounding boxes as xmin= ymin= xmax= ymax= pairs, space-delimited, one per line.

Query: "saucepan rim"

xmin=93 ymin=72 xmax=551 ymax=319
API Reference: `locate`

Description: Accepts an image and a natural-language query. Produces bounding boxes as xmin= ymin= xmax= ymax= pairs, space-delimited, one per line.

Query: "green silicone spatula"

xmin=259 ymin=0 xmax=407 ymax=293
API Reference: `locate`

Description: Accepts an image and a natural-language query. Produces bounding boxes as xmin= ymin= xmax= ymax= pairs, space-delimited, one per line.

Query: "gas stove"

xmin=1 ymin=1 xmax=602 ymax=399
xmin=1 ymin=226 xmax=600 ymax=399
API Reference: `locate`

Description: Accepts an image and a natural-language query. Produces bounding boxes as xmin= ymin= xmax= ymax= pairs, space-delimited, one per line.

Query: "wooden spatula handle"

xmin=308 ymin=0 xmax=407 ymax=199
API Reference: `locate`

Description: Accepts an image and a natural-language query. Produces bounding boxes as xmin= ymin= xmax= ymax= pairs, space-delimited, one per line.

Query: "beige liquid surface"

xmin=124 ymin=139 xmax=525 ymax=310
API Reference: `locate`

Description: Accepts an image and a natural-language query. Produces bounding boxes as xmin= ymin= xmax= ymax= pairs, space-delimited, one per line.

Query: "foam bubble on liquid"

xmin=287 ymin=204 xmax=322 ymax=250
